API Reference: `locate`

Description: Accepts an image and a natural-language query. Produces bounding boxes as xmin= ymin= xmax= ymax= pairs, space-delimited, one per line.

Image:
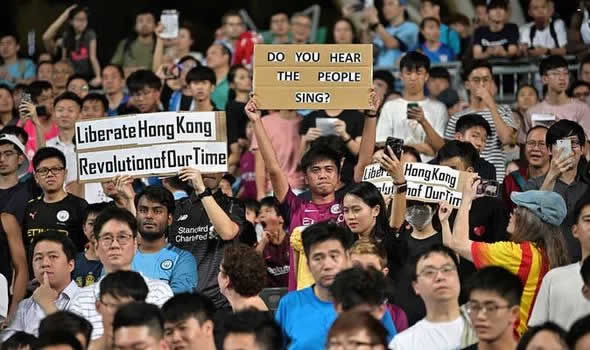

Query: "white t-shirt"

xmin=528 ymin=262 xmax=590 ymax=330
xmin=389 ymin=316 xmax=465 ymax=350
xmin=46 ymin=136 xmax=77 ymax=184
xmin=519 ymin=19 xmax=567 ymax=49
xmin=376 ymin=98 xmax=448 ymax=162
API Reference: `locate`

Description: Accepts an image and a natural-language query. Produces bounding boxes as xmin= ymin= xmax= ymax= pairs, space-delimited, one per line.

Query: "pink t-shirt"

xmin=18 ymin=119 xmax=59 ymax=171
xmin=525 ymin=99 xmax=590 ymax=137
xmin=250 ymin=112 xmax=304 ymax=190
xmin=239 ymin=150 xmax=257 ymax=200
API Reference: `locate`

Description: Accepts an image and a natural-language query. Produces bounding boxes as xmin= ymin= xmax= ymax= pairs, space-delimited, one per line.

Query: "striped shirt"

xmin=471 ymin=241 xmax=549 ymax=337
xmin=67 ymin=273 xmax=173 ymax=339
xmin=444 ymin=105 xmax=515 ymax=182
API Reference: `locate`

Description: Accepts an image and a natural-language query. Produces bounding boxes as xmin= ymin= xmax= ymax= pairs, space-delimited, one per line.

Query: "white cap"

xmin=0 ymin=133 xmax=30 ymax=177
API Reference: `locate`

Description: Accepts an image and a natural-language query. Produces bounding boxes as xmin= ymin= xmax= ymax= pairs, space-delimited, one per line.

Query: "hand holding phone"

xmin=556 ymin=139 xmax=573 ymax=160
xmin=476 ymin=180 xmax=499 ymax=197
xmin=386 ymin=137 xmax=404 ymax=160
xmin=407 ymin=103 xmax=418 ymax=119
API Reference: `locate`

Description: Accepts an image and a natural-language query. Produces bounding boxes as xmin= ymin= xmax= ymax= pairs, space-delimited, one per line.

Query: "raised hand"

xmin=303 ymin=127 xmax=322 ymax=143
xmin=32 ymin=272 xmax=58 ymax=313
xmin=114 ymin=175 xmax=135 ymax=201
xmin=179 ymin=167 xmax=206 ymax=193
xmin=333 ymin=119 xmax=348 ymax=139
xmin=366 ymin=88 xmax=381 ymax=116
xmin=378 ymin=146 xmax=405 ymax=184
xmin=438 ymin=201 xmax=452 ymax=222
xmin=244 ymin=95 xmax=262 ymax=123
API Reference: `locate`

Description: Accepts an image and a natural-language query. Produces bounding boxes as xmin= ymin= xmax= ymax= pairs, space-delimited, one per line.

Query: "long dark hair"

xmin=329 ymin=17 xmax=359 ymax=44
xmin=345 ymin=182 xmax=390 ymax=243
xmin=227 ymin=64 xmax=249 ymax=102
xmin=63 ymin=6 xmax=90 ymax=56
xmin=0 ymin=84 xmax=18 ymax=122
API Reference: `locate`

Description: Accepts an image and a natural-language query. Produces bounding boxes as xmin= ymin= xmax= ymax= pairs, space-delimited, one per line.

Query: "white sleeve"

xmin=582 ymin=20 xmax=590 ymax=44
xmin=528 ymin=273 xmax=551 ymax=326
xmin=376 ymin=101 xmax=395 ymax=143
xmin=432 ymin=103 xmax=448 ymax=137
xmin=555 ymin=19 xmax=568 ymax=46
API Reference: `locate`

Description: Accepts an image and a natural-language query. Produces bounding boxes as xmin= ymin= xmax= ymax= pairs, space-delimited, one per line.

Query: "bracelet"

xmin=197 ymin=188 xmax=212 ymax=200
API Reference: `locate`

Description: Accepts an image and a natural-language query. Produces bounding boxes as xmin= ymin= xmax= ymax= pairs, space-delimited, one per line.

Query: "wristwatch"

xmin=394 ymin=181 xmax=407 ymax=194
xmin=197 ymin=188 xmax=213 ymax=200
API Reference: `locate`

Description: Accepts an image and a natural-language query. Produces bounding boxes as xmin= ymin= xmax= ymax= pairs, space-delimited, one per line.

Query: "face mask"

xmin=405 ymin=204 xmax=435 ymax=230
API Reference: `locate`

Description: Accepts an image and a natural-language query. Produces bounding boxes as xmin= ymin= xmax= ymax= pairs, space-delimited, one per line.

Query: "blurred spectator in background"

xmin=206 ymin=42 xmax=231 ymax=110
xmin=101 ymin=64 xmax=129 ymax=116
xmin=52 ymin=60 xmax=74 ymax=96
xmin=426 ymin=67 xmax=451 ymax=98
xmin=331 ymin=18 xmax=358 ymax=44
xmin=520 ymin=0 xmax=567 ymax=57
xmin=419 ymin=0 xmax=461 ymax=56
xmin=36 ymin=61 xmax=53 ymax=83
xmin=111 ymin=10 xmax=157 ymax=77
xmin=66 ymin=75 xmax=89 ymax=100
xmin=473 ymin=0 xmax=520 ymax=59
xmin=0 ymin=33 xmax=35 ymax=88
xmin=291 ymin=13 xmax=313 ymax=44
xmin=416 ymin=17 xmax=456 ymax=64
xmin=263 ymin=11 xmax=291 ymax=44
xmin=568 ymin=80 xmax=590 ymax=103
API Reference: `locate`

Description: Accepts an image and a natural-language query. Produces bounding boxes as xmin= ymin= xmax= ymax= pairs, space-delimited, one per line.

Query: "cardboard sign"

xmin=362 ymin=162 xmax=469 ymax=208
xmin=253 ymin=44 xmax=372 ymax=109
xmin=76 ymin=112 xmax=228 ymax=182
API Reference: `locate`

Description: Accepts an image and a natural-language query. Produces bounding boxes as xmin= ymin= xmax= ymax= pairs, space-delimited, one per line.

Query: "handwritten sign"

xmin=253 ymin=44 xmax=372 ymax=109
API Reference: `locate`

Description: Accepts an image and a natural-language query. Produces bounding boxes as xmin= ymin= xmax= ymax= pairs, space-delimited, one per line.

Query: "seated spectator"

xmin=101 ymin=64 xmax=129 ymax=116
xmin=39 ymin=311 xmax=92 ymax=350
xmin=520 ymin=0 xmax=567 ymax=57
xmin=437 ymin=88 xmax=465 ymax=117
xmin=66 ymin=75 xmax=89 ymax=100
xmin=327 ymin=311 xmax=388 ymax=350
xmin=368 ymin=0 xmax=419 ymax=68
xmin=162 ymin=293 xmax=216 ymax=350
xmin=112 ymin=303 xmax=168 ymax=350
xmin=274 ymin=223 xmax=353 ymax=350
xmin=132 ymin=186 xmax=197 ymax=294
xmin=389 ymin=244 xmax=477 ymax=350
xmin=0 ymin=33 xmax=35 ymax=87
xmin=441 ymin=188 xmax=569 ymax=336
xmin=80 ymin=93 xmax=108 ymax=120
xmin=526 ymin=55 xmax=590 ymax=134
xmin=568 ymin=80 xmax=590 ymax=103
xmin=36 ymin=332 xmax=83 ymax=350
xmin=419 ymin=0 xmax=461 ymax=56
xmin=1 ymin=232 xmax=80 ymax=339
xmin=219 ymin=243 xmax=268 ymax=312
xmin=452 ymin=114 xmax=496 ymax=180
xmin=472 ymin=0 xmax=489 ymax=29
xmin=263 ymin=11 xmax=291 ymax=44
xmin=473 ymin=0 xmax=520 ymax=59
xmin=525 ymin=120 xmax=589 ymax=261
xmin=426 ymin=67 xmax=451 ymax=99
xmin=518 ymin=322 xmax=568 ymax=350
xmin=449 ymin=13 xmax=473 ymax=59
xmin=186 ymin=66 xmax=218 ymax=112
xmin=416 ymin=17 xmax=456 ymax=63
xmin=72 ymin=203 xmax=107 ymax=287
xmin=126 ymin=69 xmax=162 ymax=114
xmin=36 ymin=61 xmax=53 ymax=83
xmin=331 ymin=18 xmax=358 ymax=44
xmin=206 ymin=42 xmax=231 ymax=110
xmin=502 ymin=126 xmax=550 ymax=214
xmin=463 ymin=266 xmax=522 ymax=350
xmin=291 ymin=13 xmax=313 ymax=44
xmin=513 ymin=84 xmax=540 ymax=144
xmin=110 ymin=10 xmax=156 ymax=77
xmin=1 ymin=332 xmax=37 ymax=350
xmin=255 ymin=197 xmax=289 ymax=288
xmin=529 ymin=197 xmax=590 ymax=330
xmin=157 ymin=56 xmax=200 ymax=112
xmin=215 ymin=310 xmax=282 ymax=350
xmin=52 ymin=60 xmax=75 ymax=96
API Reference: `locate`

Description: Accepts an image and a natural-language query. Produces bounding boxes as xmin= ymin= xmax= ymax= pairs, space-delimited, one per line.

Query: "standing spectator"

xmin=376 ymin=52 xmax=447 ymax=162
xmin=290 ymin=13 xmax=313 ymax=44
xmin=112 ymin=303 xmax=168 ymax=350
xmin=158 ymin=56 xmax=199 ymax=112
xmin=568 ymin=80 xmax=590 ymax=103
xmin=185 ymin=66 xmax=218 ymax=112
xmin=72 ymin=203 xmax=106 ymax=288
xmin=426 ymin=67 xmax=451 ymax=99
xmin=419 ymin=0 xmax=461 ymax=56
xmin=368 ymin=0 xmax=419 ymax=68
xmin=111 ymin=10 xmax=156 ymax=77
xmin=225 ymin=64 xmax=251 ymax=175
xmin=36 ymin=61 xmax=53 ymax=84
xmin=450 ymin=14 xmax=473 ymax=59
xmin=416 ymin=18 xmax=456 ymax=64
xmin=0 ymin=34 xmax=35 ymax=88
xmin=444 ymin=60 xmax=517 ymax=181
xmin=254 ymin=197 xmax=289 ymax=288
xmin=502 ymin=126 xmax=550 ymax=214
xmin=221 ymin=11 xmax=246 ymax=47
xmin=80 ymin=93 xmax=108 ymax=119
xmin=206 ymin=43 xmax=231 ymax=110
xmin=52 ymin=60 xmax=74 ymax=96
xmin=101 ymin=64 xmax=129 ymax=116
xmin=161 ymin=293 xmax=217 ymax=350
xmin=1 ymin=232 xmax=80 ymax=339
xmin=512 ymin=84 xmax=540 ymax=145
xmin=520 ymin=0 xmax=567 ymax=57
xmin=263 ymin=11 xmax=291 ymax=44
xmin=42 ymin=6 xmax=101 ymax=85
xmin=126 ymin=70 xmax=162 ymax=114
xmin=331 ymin=18 xmax=358 ymax=44
xmin=132 ymin=186 xmax=197 ymax=294
xmin=152 ymin=21 xmax=200 ymax=73
xmin=0 ymin=85 xmax=18 ymax=128
xmin=473 ymin=0 xmax=520 ymax=59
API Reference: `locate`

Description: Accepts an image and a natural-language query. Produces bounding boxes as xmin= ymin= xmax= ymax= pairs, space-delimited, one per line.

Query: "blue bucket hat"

xmin=510 ymin=191 xmax=567 ymax=226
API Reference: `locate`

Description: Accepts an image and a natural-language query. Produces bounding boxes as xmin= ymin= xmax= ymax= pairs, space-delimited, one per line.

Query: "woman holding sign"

xmin=440 ymin=178 xmax=569 ymax=337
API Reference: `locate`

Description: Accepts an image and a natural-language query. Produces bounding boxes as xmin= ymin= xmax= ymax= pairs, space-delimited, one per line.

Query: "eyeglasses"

xmin=0 ymin=150 xmax=17 ymax=159
xmin=469 ymin=76 xmax=492 ymax=84
xmin=327 ymin=340 xmax=379 ymax=349
xmin=417 ymin=265 xmax=456 ymax=279
xmin=546 ymin=69 xmax=569 ymax=78
xmin=97 ymin=233 xmax=134 ymax=247
xmin=36 ymin=166 xmax=65 ymax=176
xmin=525 ymin=140 xmax=546 ymax=149
xmin=466 ymin=301 xmax=512 ymax=316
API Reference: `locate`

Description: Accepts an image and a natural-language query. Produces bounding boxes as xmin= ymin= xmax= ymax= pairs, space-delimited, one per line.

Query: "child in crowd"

xmin=416 ymin=17 xmax=456 ymax=63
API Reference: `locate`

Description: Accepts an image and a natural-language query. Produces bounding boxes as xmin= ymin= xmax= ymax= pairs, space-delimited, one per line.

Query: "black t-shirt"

xmin=299 ymin=110 xmax=364 ymax=184
xmin=473 ymin=23 xmax=519 ymax=51
xmin=169 ymin=190 xmax=246 ymax=309
xmin=0 ymin=182 xmax=31 ymax=286
xmin=22 ymin=194 xmax=88 ymax=251
xmin=429 ymin=157 xmax=496 ymax=181
xmin=160 ymin=84 xmax=193 ymax=111
xmin=225 ymin=100 xmax=249 ymax=146
xmin=447 ymin=196 xmax=508 ymax=244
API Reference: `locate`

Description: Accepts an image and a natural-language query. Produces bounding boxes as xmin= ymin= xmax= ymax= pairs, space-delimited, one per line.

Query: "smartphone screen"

xmin=476 ymin=180 xmax=499 ymax=197
xmin=386 ymin=137 xmax=404 ymax=159
xmin=556 ymin=139 xmax=573 ymax=159
xmin=407 ymin=103 xmax=418 ymax=119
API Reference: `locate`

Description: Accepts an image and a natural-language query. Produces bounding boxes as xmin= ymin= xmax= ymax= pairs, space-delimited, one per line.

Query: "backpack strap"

xmin=549 ymin=20 xmax=560 ymax=48
xmin=529 ymin=25 xmax=536 ymax=47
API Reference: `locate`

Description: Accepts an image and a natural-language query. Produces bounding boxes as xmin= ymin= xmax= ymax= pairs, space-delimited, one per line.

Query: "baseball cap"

xmin=0 ymin=133 xmax=29 ymax=177
xmin=510 ymin=191 xmax=567 ymax=226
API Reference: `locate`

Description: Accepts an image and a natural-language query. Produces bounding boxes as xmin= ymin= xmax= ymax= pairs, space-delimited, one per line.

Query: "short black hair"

xmin=1 ymin=125 xmax=29 ymax=145
xmin=66 ymin=74 xmax=88 ymax=87
xmin=0 ymin=32 xmax=19 ymax=43
xmin=33 ymin=147 xmax=66 ymax=170
xmin=409 ymin=244 xmax=460 ymax=281
xmin=467 ymin=266 xmax=523 ymax=306
xmin=517 ymin=322 xmax=567 ymax=350
xmin=27 ymin=81 xmax=53 ymax=103
xmin=540 ymin=55 xmax=569 ymax=76
xmin=82 ymin=202 xmax=109 ymax=226
xmin=102 ymin=64 xmax=125 ymax=78
xmin=455 ymin=113 xmax=492 ymax=137
xmin=574 ymin=196 xmax=590 ymax=226
xmin=93 ymin=207 xmax=138 ymax=240
xmin=34 ymin=331 xmax=82 ymax=350
xmin=39 ymin=311 xmax=93 ymax=349
xmin=373 ymin=70 xmax=395 ymax=94
xmin=300 ymin=145 xmax=341 ymax=174
xmin=580 ymin=54 xmax=590 ymax=75
xmin=244 ymin=199 xmax=261 ymax=216
xmin=185 ymin=65 xmax=216 ymax=86
xmin=402 ymin=145 xmax=422 ymax=162
xmin=113 ymin=302 xmax=164 ymax=339
xmin=429 ymin=67 xmax=451 ymax=82
xmin=546 ymin=119 xmax=586 ymax=148
xmin=2 ymin=332 xmax=37 ymax=350
xmin=462 ymin=60 xmax=493 ymax=82
xmin=487 ymin=0 xmax=508 ymax=10
xmin=568 ymin=80 xmax=590 ymax=97
xmin=54 ymin=91 xmax=82 ymax=108
xmin=135 ymin=185 xmax=175 ymax=216
xmin=162 ymin=292 xmax=216 ymax=325
xmin=32 ymin=231 xmax=77 ymax=262
xmin=330 ymin=267 xmax=390 ymax=310
xmin=221 ymin=173 xmax=236 ymax=185
xmin=126 ymin=69 xmax=162 ymax=94
xmin=215 ymin=310 xmax=282 ymax=350
xmin=82 ymin=93 xmax=109 ymax=113
xmin=437 ymin=140 xmax=479 ymax=168
xmin=420 ymin=16 xmax=440 ymax=29
xmin=581 ymin=256 xmax=590 ymax=286
xmin=399 ymin=51 xmax=430 ymax=73
xmin=228 ymin=64 xmax=248 ymax=84
xmin=162 ymin=175 xmax=192 ymax=193
xmin=259 ymin=196 xmax=281 ymax=217
xmin=568 ymin=315 xmax=590 ymax=349
xmin=99 ymin=270 xmax=149 ymax=301
xmin=302 ymin=222 xmax=354 ymax=258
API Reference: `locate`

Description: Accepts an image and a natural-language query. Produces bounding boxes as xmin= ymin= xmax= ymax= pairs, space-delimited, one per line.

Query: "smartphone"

xmin=556 ymin=139 xmax=573 ymax=159
xmin=407 ymin=103 xmax=418 ymax=119
xmin=386 ymin=137 xmax=404 ymax=159
xmin=163 ymin=65 xmax=180 ymax=79
xmin=21 ymin=92 xmax=32 ymax=104
xmin=35 ymin=106 xmax=48 ymax=117
xmin=476 ymin=180 xmax=500 ymax=197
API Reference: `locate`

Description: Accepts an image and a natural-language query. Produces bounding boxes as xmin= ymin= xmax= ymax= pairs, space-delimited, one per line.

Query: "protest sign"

xmin=362 ymin=162 xmax=469 ymax=208
xmin=253 ymin=44 xmax=372 ymax=109
xmin=76 ymin=111 xmax=228 ymax=182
